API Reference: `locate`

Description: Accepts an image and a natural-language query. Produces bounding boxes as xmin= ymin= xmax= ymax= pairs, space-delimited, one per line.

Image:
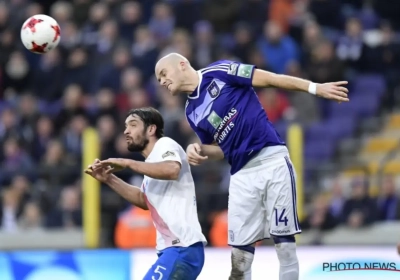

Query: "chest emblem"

xmin=207 ymin=80 xmax=220 ymax=98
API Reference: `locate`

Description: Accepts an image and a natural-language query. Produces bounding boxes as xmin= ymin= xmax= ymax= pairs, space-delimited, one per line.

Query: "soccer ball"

xmin=20 ymin=14 xmax=61 ymax=54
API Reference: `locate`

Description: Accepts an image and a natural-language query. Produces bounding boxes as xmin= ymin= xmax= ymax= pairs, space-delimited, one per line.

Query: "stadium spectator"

xmin=301 ymin=193 xmax=338 ymax=232
xmin=377 ymin=175 xmax=400 ymax=221
xmin=341 ymin=178 xmax=377 ymax=228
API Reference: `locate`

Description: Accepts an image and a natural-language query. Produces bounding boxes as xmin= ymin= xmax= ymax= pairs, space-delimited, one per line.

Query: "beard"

xmin=127 ymin=133 xmax=149 ymax=152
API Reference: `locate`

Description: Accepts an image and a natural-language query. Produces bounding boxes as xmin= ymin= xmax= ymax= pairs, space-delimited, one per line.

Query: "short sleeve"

xmin=156 ymin=138 xmax=182 ymax=164
xmin=209 ymin=61 xmax=256 ymax=87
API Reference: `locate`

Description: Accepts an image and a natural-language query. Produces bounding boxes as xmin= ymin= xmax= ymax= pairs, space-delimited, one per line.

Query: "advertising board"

xmin=0 ymin=250 xmax=131 ymax=280
xmin=1 ymin=246 xmax=398 ymax=279
xmin=131 ymin=246 xmax=400 ymax=280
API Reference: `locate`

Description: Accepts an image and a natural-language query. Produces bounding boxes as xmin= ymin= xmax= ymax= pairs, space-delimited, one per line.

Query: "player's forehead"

xmin=155 ymin=60 xmax=170 ymax=75
xmin=125 ymin=114 xmax=142 ymax=125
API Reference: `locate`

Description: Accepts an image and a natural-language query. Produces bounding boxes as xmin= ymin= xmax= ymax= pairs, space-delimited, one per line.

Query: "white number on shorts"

xmin=274 ymin=208 xmax=288 ymax=226
xmin=152 ymin=265 xmax=167 ymax=280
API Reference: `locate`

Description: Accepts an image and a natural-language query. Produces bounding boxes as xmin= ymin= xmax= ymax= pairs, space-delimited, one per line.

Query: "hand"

xmin=84 ymin=159 xmax=112 ymax=183
xmin=316 ymin=81 xmax=349 ymax=103
xmin=93 ymin=158 xmax=130 ymax=174
xmin=186 ymin=143 xmax=208 ymax=166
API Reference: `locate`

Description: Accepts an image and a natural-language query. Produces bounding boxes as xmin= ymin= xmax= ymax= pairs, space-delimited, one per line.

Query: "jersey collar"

xmin=187 ymin=71 xmax=202 ymax=100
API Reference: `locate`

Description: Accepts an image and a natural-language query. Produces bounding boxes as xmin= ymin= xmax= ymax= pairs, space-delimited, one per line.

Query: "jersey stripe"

xmin=200 ymin=64 xmax=229 ymax=73
xmin=201 ymin=68 xmax=228 ymax=75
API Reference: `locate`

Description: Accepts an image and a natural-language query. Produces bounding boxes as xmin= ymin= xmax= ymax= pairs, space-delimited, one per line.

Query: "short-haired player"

xmin=154 ymin=53 xmax=349 ymax=280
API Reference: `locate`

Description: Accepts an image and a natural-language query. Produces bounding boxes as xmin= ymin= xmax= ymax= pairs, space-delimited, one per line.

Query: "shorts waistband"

xmin=241 ymin=146 xmax=289 ymax=170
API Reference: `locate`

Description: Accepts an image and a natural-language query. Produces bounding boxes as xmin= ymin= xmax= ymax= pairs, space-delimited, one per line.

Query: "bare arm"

xmin=127 ymin=160 xmax=181 ymax=180
xmin=105 ymin=174 xmax=148 ymax=210
xmin=200 ymin=143 xmax=224 ymax=160
xmin=251 ymin=69 xmax=349 ymax=102
xmin=252 ymin=69 xmax=310 ymax=91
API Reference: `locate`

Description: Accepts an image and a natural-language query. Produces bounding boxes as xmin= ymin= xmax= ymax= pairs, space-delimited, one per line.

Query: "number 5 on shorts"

xmin=152 ymin=265 xmax=167 ymax=280
xmin=274 ymin=208 xmax=288 ymax=226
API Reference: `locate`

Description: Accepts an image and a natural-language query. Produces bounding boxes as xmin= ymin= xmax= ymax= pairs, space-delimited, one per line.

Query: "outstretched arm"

xmin=126 ymin=160 xmax=181 ymax=180
xmin=251 ymin=69 xmax=349 ymax=102
xmin=105 ymin=175 xmax=148 ymax=210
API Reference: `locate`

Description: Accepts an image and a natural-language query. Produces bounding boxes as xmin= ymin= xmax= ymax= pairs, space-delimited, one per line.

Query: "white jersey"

xmin=140 ymin=137 xmax=207 ymax=251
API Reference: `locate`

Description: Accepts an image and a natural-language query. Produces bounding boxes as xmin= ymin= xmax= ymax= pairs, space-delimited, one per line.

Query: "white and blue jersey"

xmin=185 ymin=60 xmax=285 ymax=174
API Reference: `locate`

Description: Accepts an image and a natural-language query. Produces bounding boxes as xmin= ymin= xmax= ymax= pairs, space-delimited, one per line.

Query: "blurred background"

xmin=0 ymin=0 xmax=400 ymax=278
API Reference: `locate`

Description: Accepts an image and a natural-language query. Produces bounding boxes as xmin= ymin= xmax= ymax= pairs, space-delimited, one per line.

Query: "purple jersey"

xmin=185 ymin=60 xmax=285 ymax=174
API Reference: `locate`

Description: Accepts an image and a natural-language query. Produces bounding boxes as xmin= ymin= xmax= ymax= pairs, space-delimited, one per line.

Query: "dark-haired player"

xmin=86 ymin=107 xmax=206 ymax=280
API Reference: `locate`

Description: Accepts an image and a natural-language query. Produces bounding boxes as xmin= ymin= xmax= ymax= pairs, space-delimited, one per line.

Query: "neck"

xmin=180 ymin=68 xmax=199 ymax=94
xmin=141 ymin=137 xmax=159 ymax=159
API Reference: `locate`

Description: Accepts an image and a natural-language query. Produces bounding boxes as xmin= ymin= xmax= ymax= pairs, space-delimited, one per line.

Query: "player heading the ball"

xmin=155 ymin=53 xmax=349 ymax=280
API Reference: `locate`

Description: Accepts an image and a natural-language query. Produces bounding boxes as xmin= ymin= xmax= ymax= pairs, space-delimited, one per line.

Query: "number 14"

xmin=274 ymin=208 xmax=288 ymax=226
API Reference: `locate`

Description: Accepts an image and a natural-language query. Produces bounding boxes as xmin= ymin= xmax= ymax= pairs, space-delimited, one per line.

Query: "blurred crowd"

xmin=301 ymin=175 xmax=400 ymax=244
xmin=0 ymin=0 xmax=400 ymax=247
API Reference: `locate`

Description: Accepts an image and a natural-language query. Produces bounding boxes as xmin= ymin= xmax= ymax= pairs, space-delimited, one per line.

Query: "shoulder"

xmin=200 ymin=60 xmax=245 ymax=79
xmin=199 ymin=60 xmax=234 ymax=73
xmin=200 ymin=60 xmax=234 ymax=75
xmin=155 ymin=137 xmax=181 ymax=150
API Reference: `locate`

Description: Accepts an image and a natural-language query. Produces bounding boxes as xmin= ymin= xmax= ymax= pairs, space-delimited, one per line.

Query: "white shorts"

xmin=227 ymin=147 xmax=301 ymax=246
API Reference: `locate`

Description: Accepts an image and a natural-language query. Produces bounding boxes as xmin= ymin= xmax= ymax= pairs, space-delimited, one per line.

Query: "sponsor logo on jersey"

xmin=207 ymin=111 xmax=222 ymax=129
xmin=206 ymin=80 xmax=220 ymax=98
xmin=227 ymin=62 xmax=239 ymax=75
xmin=162 ymin=151 xmax=175 ymax=159
xmin=237 ymin=64 xmax=253 ymax=78
xmin=213 ymin=108 xmax=238 ymax=143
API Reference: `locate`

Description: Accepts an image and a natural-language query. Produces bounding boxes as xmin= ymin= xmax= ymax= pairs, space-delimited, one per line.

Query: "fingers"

xmin=190 ymin=144 xmax=208 ymax=160
xmin=333 ymin=81 xmax=348 ymax=86
xmin=84 ymin=168 xmax=93 ymax=176
xmin=92 ymin=163 xmax=103 ymax=171
xmin=332 ymin=91 xmax=349 ymax=100
xmin=337 ymin=86 xmax=349 ymax=93
xmin=188 ymin=152 xmax=208 ymax=161
xmin=105 ymin=167 xmax=115 ymax=174
xmin=188 ymin=159 xmax=200 ymax=166
xmin=193 ymin=143 xmax=202 ymax=153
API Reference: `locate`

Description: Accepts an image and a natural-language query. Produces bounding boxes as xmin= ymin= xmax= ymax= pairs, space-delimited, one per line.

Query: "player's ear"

xmin=179 ymin=61 xmax=186 ymax=70
xmin=147 ymin=124 xmax=156 ymax=137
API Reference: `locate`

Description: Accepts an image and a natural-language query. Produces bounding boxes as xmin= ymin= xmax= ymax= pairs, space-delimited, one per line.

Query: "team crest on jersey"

xmin=162 ymin=151 xmax=175 ymax=159
xmin=207 ymin=80 xmax=220 ymax=98
xmin=227 ymin=63 xmax=239 ymax=75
